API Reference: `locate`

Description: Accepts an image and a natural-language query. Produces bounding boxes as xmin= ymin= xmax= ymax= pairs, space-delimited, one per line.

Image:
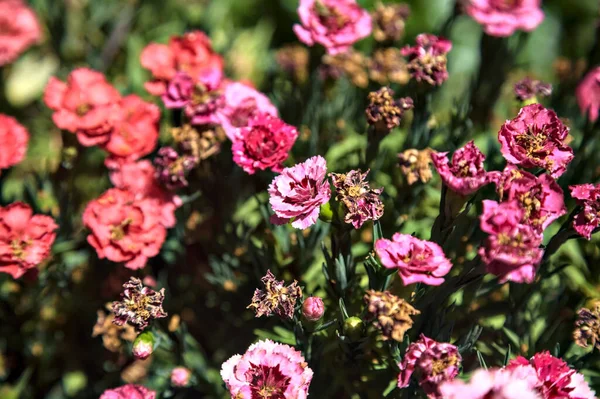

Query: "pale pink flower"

xmin=570 ymin=183 xmax=600 ymax=240
xmin=293 ymin=0 xmax=372 ymax=55
xmin=0 ymin=0 xmax=42 ymax=66
xmin=398 ymin=334 xmax=461 ymax=398
xmin=431 ymin=141 xmax=493 ymax=196
xmin=171 ymin=367 xmax=192 ymax=387
xmin=479 ymin=200 xmax=543 ymax=283
xmin=302 ymin=297 xmax=325 ymax=322
xmin=268 ymin=156 xmax=331 ymax=229
xmin=99 ymin=384 xmax=156 ymax=399
xmin=466 ymin=0 xmax=544 ymax=37
xmin=220 ymin=339 xmax=313 ymax=399
xmin=439 ymin=368 xmax=540 ymax=399
xmin=375 ymin=233 xmax=453 ymax=286
xmin=498 ymin=104 xmax=573 ymax=178
xmin=576 ymin=67 xmax=600 ymax=122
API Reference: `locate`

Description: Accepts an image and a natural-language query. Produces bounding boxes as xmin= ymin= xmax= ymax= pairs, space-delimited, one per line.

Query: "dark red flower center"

xmin=245 ymin=127 xmax=278 ymax=158
xmin=247 ymin=364 xmax=290 ymax=399
xmin=491 ymin=0 xmax=521 ymax=10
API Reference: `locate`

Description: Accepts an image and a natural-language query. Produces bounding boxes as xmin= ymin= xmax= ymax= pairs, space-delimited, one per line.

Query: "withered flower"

xmin=372 ymin=2 xmax=410 ymax=42
xmin=330 ymin=169 xmax=384 ymax=229
xmin=276 ymin=44 xmax=310 ymax=83
xmin=364 ymin=290 xmax=420 ymax=342
xmin=248 ymin=270 xmax=303 ymax=319
xmin=369 ymin=48 xmax=410 ymax=85
xmin=574 ymin=304 xmax=600 ymax=351
xmin=171 ymin=124 xmax=223 ymax=162
xmin=398 ymin=148 xmax=433 ymax=185
xmin=514 ymin=77 xmax=552 ymax=102
xmin=112 ymin=277 xmax=167 ymax=331
xmin=321 ymin=50 xmax=369 ymax=88
xmin=92 ymin=305 xmax=137 ymax=352
xmin=366 ymin=87 xmax=413 ymax=133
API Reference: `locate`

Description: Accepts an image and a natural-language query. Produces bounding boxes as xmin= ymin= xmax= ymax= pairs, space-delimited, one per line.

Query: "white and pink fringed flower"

xmin=220 ymin=339 xmax=314 ymax=399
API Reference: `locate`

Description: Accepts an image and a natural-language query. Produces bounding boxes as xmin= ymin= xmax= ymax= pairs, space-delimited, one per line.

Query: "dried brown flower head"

xmin=369 ymin=48 xmax=410 ymax=86
xmin=366 ymin=87 xmax=413 ymax=133
xmin=112 ymin=277 xmax=167 ymax=331
xmin=574 ymin=303 xmax=600 ymax=350
xmin=276 ymin=44 xmax=310 ymax=83
xmin=364 ymin=290 xmax=420 ymax=342
xmin=398 ymin=148 xmax=433 ymax=185
xmin=330 ymin=169 xmax=384 ymax=229
xmin=171 ymin=124 xmax=223 ymax=162
xmin=322 ymin=50 xmax=369 ymax=88
xmin=372 ymin=2 xmax=410 ymax=42
xmin=92 ymin=305 xmax=137 ymax=352
xmin=248 ymin=270 xmax=303 ymax=319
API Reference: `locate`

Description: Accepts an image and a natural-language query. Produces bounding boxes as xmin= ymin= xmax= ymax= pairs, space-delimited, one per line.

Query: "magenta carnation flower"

xmin=466 ymin=0 xmax=544 ymax=37
xmin=268 ymin=155 xmax=331 ymax=229
xmin=570 ymin=183 xmax=600 ymax=240
xmin=401 ymin=34 xmax=452 ymax=86
xmin=576 ymin=67 xmax=600 ymax=122
xmin=493 ymin=164 xmax=566 ymax=232
xmin=220 ymin=339 xmax=313 ymax=399
xmin=232 ymin=114 xmax=298 ymax=174
xmin=479 ymin=200 xmax=543 ymax=283
xmin=498 ymin=104 xmax=573 ymax=178
xmin=506 ymin=352 xmax=596 ymax=399
xmin=398 ymin=334 xmax=461 ymax=398
xmin=431 ymin=141 xmax=494 ymax=196
xmin=99 ymin=384 xmax=156 ymax=399
xmin=439 ymin=368 xmax=540 ymax=399
xmin=293 ymin=0 xmax=372 ymax=55
xmin=375 ymin=233 xmax=453 ymax=286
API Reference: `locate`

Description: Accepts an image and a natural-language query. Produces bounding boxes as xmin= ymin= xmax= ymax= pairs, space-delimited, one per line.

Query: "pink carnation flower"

xmin=0 ymin=0 xmax=42 ymax=66
xmin=82 ymin=188 xmax=167 ymax=270
xmin=576 ymin=67 xmax=600 ymax=122
xmin=218 ymin=82 xmax=279 ymax=142
xmin=0 ymin=114 xmax=29 ymax=170
xmin=398 ymin=334 xmax=461 ymax=398
xmin=44 ymin=68 xmax=121 ymax=147
xmin=498 ymin=104 xmax=573 ymax=178
xmin=268 ymin=155 xmax=331 ymax=229
xmin=99 ymin=384 xmax=156 ymax=399
xmin=375 ymin=233 xmax=453 ymax=286
xmin=466 ymin=0 xmax=544 ymax=37
xmin=232 ymin=114 xmax=298 ymax=174
xmin=220 ymin=339 xmax=313 ymax=399
xmin=439 ymin=368 xmax=540 ymax=399
xmin=506 ymin=352 xmax=596 ymax=399
xmin=431 ymin=140 xmax=493 ymax=196
xmin=479 ymin=200 xmax=543 ymax=283
xmin=0 ymin=202 xmax=57 ymax=279
xmin=570 ymin=183 xmax=600 ymax=240
xmin=493 ymin=164 xmax=566 ymax=232
xmin=401 ymin=34 xmax=452 ymax=86
xmin=293 ymin=0 xmax=372 ymax=55
xmin=171 ymin=367 xmax=192 ymax=387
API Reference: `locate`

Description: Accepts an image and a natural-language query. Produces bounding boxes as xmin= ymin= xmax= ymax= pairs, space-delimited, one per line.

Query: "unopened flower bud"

xmin=170 ymin=366 xmax=192 ymax=387
xmin=302 ymin=297 xmax=325 ymax=322
xmin=132 ymin=331 xmax=155 ymax=360
xmin=343 ymin=316 xmax=364 ymax=341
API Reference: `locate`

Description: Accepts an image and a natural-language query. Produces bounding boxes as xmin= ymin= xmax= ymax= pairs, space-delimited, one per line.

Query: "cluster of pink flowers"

xmin=375 ymin=233 xmax=453 ymax=286
xmin=293 ymin=0 xmax=372 ymax=55
xmin=100 ymin=384 xmax=156 ymax=399
xmin=0 ymin=0 xmax=42 ymax=66
xmin=431 ymin=141 xmax=495 ymax=196
xmin=0 ymin=202 xmax=58 ymax=279
xmin=0 ymin=114 xmax=29 ymax=171
xmin=465 ymin=0 xmax=544 ymax=37
xmin=44 ymin=68 xmax=160 ymax=161
xmin=398 ymin=335 xmax=462 ymax=398
xmin=221 ymin=339 xmax=313 ymax=399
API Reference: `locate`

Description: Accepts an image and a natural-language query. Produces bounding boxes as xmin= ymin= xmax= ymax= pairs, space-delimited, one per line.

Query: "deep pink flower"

xmin=507 ymin=352 xmax=596 ymax=399
xmin=401 ymin=34 xmax=452 ymax=86
xmin=439 ymin=368 xmax=540 ymax=399
xmin=268 ymin=156 xmax=331 ymax=229
xmin=293 ymin=0 xmax=372 ymax=55
xmin=43 ymin=68 xmax=121 ymax=146
xmin=493 ymin=164 xmax=566 ymax=231
xmin=302 ymin=297 xmax=325 ymax=322
xmin=218 ymin=82 xmax=279 ymax=141
xmin=479 ymin=200 xmax=543 ymax=283
xmin=375 ymin=233 xmax=453 ymax=286
xmin=102 ymin=95 xmax=160 ymax=161
xmin=162 ymin=72 xmax=194 ymax=109
xmin=466 ymin=0 xmax=544 ymax=37
xmin=220 ymin=339 xmax=313 ymax=399
xmin=570 ymin=183 xmax=600 ymax=240
xmin=232 ymin=114 xmax=298 ymax=174
xmin=0 ymin=202 xmax=57 ymax=279
xmin=140 ymin=30 xmax=224 ymax=96
xmin=171 ymin=367 xmax=192 ymax=387
xmin=0 ymin=114 xmax=29 ymax=170
xmin=398 ymin=334 xmax=461 ymax=398
xmin=498 ymin=104 xmax=573 ymax=178
xmin=107 ymin=160 xmax=182 ymax=229
xmin=431 ymin=141 xmax=493 ymax=196
xmin=576 ymin=67 xmax=600 ymax=122
xmin=99 ymin=384 xmax=156 ymax=399
xmin=0 ymin=0 xmax=42 ymax=66
xmin=82 ymin=188 xmax=167 ymax=270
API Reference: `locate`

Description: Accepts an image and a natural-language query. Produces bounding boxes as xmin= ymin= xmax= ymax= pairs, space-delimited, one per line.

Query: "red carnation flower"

xmin=0 ymin=114 xmax=29 ymax=170
xmin=0 ymin=202 xmax=58 ymax=279
xmin=43 ymin=68 xmax=121 ymax=147
xmin=0 ymin=0 xmax=42 ymax=66
xmin=82 ymin=188 xmax=167 ymax=270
